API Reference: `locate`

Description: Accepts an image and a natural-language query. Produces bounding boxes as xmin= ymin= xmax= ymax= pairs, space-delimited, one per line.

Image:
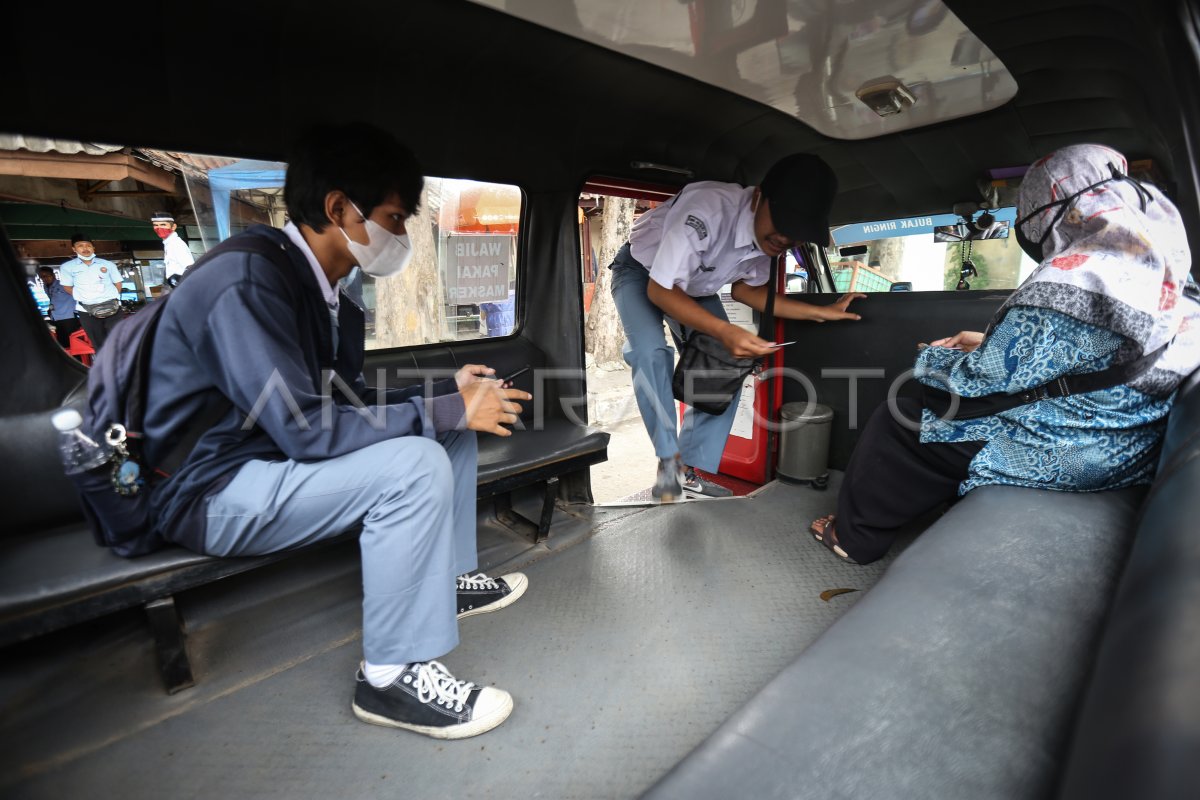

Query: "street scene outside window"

xmin=580 ymin=188 xmax=670 ymax=501
xmin=181 ymin=160 xmax=521 ymax=348
xmin=1 ymin=136 xmax=521 ymax=361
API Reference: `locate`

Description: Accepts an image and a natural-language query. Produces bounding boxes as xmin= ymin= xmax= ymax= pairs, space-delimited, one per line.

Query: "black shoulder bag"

xmin=671 ymin=256 xmax=778 ymax=415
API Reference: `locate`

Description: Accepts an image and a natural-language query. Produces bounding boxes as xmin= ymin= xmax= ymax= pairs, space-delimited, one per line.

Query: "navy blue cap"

xmin=760 ymin=154 xmax=838 ymax=245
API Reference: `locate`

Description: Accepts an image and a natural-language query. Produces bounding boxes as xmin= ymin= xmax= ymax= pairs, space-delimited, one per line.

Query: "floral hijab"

xmin=1001 ymin=143 xmax=1200 ymax=396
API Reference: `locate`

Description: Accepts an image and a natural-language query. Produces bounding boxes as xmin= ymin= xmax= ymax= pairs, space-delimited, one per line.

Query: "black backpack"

xmin=70 ymin=232 xmax=295 ymax=557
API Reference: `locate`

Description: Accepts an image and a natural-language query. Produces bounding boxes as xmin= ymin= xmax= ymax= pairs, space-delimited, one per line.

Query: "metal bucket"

xmin=777 ymin=402 xmax=834 ymax=489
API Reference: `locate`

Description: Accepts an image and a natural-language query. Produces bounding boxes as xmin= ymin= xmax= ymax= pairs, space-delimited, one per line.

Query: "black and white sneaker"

xmin=352 ymin=660 xmax=513 ymax=739
xmin=682 ymin=468 xmax=733 ymax=498
xmin=456 ymin=572 xmax=528 ymax=619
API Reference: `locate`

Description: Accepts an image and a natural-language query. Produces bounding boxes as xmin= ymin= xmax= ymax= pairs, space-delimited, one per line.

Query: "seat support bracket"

xmin=494 ymin=476 xmax=560 ymax=543
xmin=144 ymin=596 xmax=195 ymax=694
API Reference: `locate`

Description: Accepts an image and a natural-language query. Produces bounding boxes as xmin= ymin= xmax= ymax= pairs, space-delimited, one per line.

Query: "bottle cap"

xmin=51 ymin=408 xmax=83 ymax=432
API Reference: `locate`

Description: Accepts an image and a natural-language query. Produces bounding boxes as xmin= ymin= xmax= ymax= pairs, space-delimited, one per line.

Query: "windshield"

xmin=826 ymin=209 xmax=1037 ymax=292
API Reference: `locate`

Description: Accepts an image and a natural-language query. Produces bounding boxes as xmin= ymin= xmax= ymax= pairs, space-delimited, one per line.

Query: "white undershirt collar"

xmin=283 ymin=221 xmax=339 ymax=310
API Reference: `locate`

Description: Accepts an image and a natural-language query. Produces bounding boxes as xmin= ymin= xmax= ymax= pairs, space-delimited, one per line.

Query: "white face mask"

xmin=339 ymin=201 xmax=413 ymax=278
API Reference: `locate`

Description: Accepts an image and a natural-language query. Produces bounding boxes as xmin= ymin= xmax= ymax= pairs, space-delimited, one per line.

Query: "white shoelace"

xmin=457 ymin=572 xmax=500 ymax=591
xmin=411 ymin=660 xmax=475 ymax=712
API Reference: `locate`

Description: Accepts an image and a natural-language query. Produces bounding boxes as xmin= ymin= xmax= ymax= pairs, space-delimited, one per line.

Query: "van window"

xmin=359 ymin=178 xmax=522 ymax=349
xmin=182 ymin=163 xmax=523 ymax=348
xmin=0 ymin=135 xmax=522 ymax=354
xmin=826 ymin=208 xmax=1037 ymax=292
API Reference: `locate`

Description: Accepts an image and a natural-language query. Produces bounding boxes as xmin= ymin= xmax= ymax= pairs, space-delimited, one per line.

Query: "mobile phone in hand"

xmin=499 ymin=365 xmax=530 ymax=384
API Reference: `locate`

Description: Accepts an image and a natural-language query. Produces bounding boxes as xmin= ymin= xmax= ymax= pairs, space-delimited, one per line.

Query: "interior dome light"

xmin=856 ymin=78 xmax=917 ymax=117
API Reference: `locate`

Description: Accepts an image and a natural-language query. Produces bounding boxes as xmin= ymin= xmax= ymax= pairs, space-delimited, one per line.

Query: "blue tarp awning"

xmin=208 ymin=159 xmax=286 ymax=241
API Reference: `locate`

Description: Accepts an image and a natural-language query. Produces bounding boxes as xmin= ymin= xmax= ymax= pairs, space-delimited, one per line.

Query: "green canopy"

xmin=0 ymin=202 xmax=159 ymax=242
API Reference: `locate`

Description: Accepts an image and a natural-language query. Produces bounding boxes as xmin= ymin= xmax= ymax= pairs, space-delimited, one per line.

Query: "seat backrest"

xmin=0 ymin=398 xmax=89 ymax=536
xmin=0 ymin=227 xmax=90 ymax=536
xmin=364 ymin=338 xmax=552 ymax=424
xmin=1156 ymin=367 xmax=1200 ymax=469
xmin=1056 ymin=367 xmax=1200 ymax=799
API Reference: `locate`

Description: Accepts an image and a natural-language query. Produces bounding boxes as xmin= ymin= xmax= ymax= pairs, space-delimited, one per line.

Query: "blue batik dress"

xmin=914 ymin=306 xmax=1174 ymax=495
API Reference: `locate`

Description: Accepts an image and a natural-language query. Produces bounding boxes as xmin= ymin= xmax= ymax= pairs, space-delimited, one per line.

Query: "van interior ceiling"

xmin=2 ymin=1 xmax=1200 ymax=799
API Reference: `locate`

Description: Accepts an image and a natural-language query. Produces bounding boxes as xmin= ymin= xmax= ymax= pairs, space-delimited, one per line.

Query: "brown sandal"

xmin=809 ymin=515 xmax=856 ymax=563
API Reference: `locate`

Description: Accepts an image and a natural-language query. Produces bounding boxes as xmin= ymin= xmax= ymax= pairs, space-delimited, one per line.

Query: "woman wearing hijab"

xmin=810 ymin=143 xmax=1200 ymax=564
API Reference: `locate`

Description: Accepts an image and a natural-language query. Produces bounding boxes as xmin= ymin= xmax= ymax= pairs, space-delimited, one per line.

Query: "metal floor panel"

xmin=2 ymin=477 xmax=914 ymax=800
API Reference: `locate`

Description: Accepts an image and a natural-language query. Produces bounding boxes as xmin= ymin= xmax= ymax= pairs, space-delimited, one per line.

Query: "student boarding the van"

xmin=609 ymin=154 xmax=865 ymax=501
xmin=142 ymin=123 xmax=532 ymax=739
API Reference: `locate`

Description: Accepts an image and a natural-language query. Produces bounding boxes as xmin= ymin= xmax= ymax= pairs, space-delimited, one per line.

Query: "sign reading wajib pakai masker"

xmin=442 ymin=234 xmax=513 ymax=303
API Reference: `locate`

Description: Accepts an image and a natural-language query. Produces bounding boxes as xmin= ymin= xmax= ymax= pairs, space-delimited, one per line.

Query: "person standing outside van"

xmin=151 ymin=211 xmax=195 ymax=287
xmin=38 ymin=266 xmax=81 ymax=349
xmin=59 ymin=232 xmax=123 ymax=351
xmin=609 ymin=154 xmax=865 ymax=501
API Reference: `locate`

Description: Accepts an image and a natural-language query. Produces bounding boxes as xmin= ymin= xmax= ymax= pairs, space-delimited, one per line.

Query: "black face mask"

xmin=1014 ymin=224 xmax=1042 ymax=263
xmin=1014 ymin=163 xmax=1152 ymax=263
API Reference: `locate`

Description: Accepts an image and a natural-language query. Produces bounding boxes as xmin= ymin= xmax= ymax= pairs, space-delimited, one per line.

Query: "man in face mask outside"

xmin=150 ymin=211 xmax=195 ymax=288
xmin=143 ymin=122 xmax=532 ymax=739
xmin=58 ymin=232 xmax=123 ymax=350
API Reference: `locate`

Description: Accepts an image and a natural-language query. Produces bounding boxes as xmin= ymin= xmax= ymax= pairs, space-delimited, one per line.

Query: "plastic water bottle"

xmin=51 ymin=408 xmax=112 ymax=475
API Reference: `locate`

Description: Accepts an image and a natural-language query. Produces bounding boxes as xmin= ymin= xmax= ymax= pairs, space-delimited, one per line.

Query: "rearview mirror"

xmin=839 ymin=245 xmax=868 ymax=257
xmin=933 ymin=211 xmax=1009 ymax=243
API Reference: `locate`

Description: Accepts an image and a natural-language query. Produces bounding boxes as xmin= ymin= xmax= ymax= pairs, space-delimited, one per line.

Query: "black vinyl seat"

xmin=0 ymin=421 xmax=606 ymax=641
xmin=478 ymin=420 xmax=609 ymax=496
xmin=0 ymin=524 xmax=291 ymax=647
xmin=0 ymin=338 xmax=606 ymax=695
xmin=644 ymin=485 xmax=1144 ymax=800
xmin=477 ymin=420 xmax=609 ymax=545
xmin=644 ymin=373 xmax=1200 ymax=800
xmin=1056 ymin=372 xmax=1200 ymax=800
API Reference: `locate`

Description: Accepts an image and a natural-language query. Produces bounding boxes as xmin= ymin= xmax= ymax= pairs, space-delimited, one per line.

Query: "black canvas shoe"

xmin=352 ymin=660 xmax=513 ymax=739
xmin=682 ymin=468 xmax=733 ymax=498
xmin=456 ymin=572 xmax=528 ymax=619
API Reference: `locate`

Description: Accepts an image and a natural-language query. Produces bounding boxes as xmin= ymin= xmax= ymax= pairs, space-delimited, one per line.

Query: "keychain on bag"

xmin=105 ymin=424 xmax=144 ymax=497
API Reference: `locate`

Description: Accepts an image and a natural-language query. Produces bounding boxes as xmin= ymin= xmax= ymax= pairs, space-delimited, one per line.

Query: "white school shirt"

xmin=163 ymin=231 xmax=195 ymax=279
xmin=58 ymin=256 xmax=122 ymax=305
xmin=628 ymin=182 xmax=771 ymax=297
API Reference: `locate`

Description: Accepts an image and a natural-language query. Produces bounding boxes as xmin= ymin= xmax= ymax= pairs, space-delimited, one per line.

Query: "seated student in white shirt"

xmin=608 ymin=154 xmax=865 ymax=501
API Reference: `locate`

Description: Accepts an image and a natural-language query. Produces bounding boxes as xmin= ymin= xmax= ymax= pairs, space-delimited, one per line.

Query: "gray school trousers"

xmin=204 ymin=431 xmax=478 ymax=664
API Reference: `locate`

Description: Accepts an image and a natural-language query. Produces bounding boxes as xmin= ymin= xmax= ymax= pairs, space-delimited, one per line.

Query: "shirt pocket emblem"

xmin=684 ymin=215 xmax=708 ymax=240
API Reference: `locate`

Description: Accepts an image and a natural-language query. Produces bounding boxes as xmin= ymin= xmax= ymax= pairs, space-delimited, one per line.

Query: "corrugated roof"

xmin=0 ymin=135 xmax=124 ymax=156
